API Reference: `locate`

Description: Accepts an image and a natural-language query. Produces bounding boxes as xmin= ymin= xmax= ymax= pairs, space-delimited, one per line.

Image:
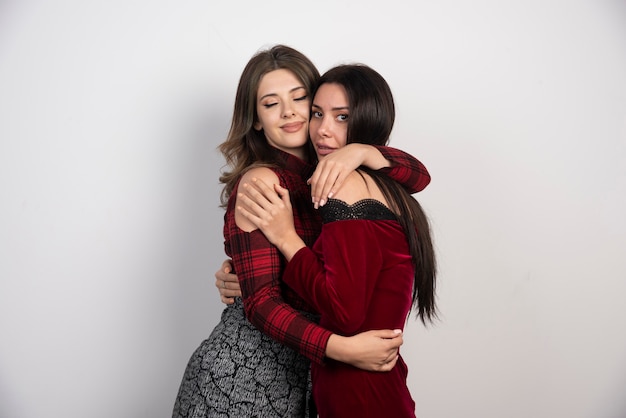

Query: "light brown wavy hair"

xmin=218 ymin=45 xmax=320 ymax=206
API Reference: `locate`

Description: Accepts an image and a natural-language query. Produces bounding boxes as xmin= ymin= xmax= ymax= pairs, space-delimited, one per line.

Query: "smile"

xmin=281 ymin=122 xmax=304 ymax=133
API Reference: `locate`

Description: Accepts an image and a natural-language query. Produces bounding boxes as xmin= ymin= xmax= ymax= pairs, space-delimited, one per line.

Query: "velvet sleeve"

xmin=282 ymin=220 xmax=385 ymax=335
xmin=373 ymin=145 xmax=431 ymax=193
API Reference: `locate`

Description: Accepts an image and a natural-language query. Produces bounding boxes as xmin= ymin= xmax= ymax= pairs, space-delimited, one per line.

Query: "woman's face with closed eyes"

xmin=254 ymin=69 xmax=311 ymax=159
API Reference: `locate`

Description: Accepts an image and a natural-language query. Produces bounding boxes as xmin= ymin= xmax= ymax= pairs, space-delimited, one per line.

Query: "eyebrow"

xmin=311 ymin=103 xmax=349 ymax=111
xmin=259 ymin=86 xmax=306 ymax=101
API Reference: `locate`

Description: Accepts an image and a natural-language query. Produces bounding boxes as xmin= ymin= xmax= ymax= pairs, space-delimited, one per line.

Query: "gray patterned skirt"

xmin=172 ymin=299 xmax=313 ymax=418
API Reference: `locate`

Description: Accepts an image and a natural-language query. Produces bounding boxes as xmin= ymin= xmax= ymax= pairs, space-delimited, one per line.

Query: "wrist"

xmin=360 ymin=144 xmax=390 ymax=169
xmin=325 ymin=334 xmax=350 ymax=362
xmin=277 ymin=231 xmax=305 ymax=261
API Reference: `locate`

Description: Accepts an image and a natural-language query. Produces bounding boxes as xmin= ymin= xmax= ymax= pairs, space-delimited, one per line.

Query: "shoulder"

xmin=333 ymin=170 xmax=388 ymax=207
xmin=235 ymin=167 xmax=281 ymax=232
xmin=332 ymin=171 xmax=370 ymax=204
xmin=238 ymin=167 xmax=280 ymax=193
xmin=240 ymin=166 xmax=280 ymax=186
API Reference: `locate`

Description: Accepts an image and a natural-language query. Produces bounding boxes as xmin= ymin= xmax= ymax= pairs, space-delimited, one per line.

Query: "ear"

xmin=253 ymin=121 xmax=262 ymax=131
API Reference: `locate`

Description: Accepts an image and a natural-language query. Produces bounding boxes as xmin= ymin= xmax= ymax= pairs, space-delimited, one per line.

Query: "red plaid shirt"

xmin=223 ymin=146 xmax=430 ymax=364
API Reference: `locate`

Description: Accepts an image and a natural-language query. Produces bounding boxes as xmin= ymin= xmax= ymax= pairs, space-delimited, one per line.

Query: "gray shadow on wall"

xmin=167 ymin=95 xmax=231 ymax=349
xmin=161 ymin=90 xmax=234 ymax=413
xmin=0 ymin=374 xmax=20 ymax=418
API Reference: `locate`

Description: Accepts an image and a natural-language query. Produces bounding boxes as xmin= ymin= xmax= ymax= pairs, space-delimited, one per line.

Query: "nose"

xmin=282 ymin=104 xmax=296 ymax=118
xmin=316 ymin=116 xmax=331 ymax=137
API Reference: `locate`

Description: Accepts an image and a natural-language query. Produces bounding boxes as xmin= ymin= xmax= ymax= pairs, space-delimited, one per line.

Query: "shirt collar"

xmin=273 ymin=148 xmax=315 ymax=180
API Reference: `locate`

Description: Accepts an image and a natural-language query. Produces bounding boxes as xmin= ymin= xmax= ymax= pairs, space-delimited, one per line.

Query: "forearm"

xmin=274 ymin=231 xmax=306 ymax=262
xmin=241 ymin=278 xmax=332 ymax=364
xmin=325 ymin=331 xmax=403 ymax=372
xmin=373 ymin=145 xmax=431 ymax=193
xmin=357 ymin=144 xmax=391 ymax=170
xmin=229 ymin=229 xmax=331 ymax=364
xmin=325 ymin=334 xmax=354 ymax=363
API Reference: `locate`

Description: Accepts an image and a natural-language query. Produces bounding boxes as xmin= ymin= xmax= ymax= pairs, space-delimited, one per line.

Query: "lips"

xmin=315 ymin=144 xmax=336 ymax=156
xmin=281 ymin=121 xmax=304 ymax=133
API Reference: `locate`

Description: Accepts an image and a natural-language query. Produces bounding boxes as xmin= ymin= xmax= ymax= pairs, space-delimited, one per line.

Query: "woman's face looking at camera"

xmin=309 ymin=82 xmax=349 ymax=160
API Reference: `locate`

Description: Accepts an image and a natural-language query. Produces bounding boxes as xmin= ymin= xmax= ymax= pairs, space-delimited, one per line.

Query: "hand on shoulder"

xmin=234 ymin=167 xmax=279 ymax=231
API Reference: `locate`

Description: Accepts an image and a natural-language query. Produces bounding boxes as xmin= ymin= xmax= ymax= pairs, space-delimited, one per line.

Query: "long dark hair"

xmin=218 ymin=45 xmax=320 ymax=206
xmin=316 ymin=64 xmax=437 ymax=323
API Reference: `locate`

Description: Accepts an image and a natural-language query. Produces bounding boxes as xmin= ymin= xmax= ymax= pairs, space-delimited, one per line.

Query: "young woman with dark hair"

xmin=173 ymin=47 xmax=431 ymax=418
xmin=238 ymin=64 xmax=437 ymax=417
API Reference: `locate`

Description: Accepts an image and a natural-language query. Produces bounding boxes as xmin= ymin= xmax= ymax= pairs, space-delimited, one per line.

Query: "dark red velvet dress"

xmin=283 ymin=198 xmax=417 ymax=418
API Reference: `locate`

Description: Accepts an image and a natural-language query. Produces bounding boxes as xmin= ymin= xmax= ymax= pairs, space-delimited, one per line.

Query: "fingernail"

xmin=319 ymin=199 xmax=325 ymax=207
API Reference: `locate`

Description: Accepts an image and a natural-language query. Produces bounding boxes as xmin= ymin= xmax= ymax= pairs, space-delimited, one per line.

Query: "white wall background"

xmin=1 ymin=1 xmax=625 ymax=417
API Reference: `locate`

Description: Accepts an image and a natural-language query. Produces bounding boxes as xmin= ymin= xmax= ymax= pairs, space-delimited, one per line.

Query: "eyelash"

xmin=311 ymin=111 xmax=349 ymax=122
xmin=263 ymin=95 xmax=308 ymax=108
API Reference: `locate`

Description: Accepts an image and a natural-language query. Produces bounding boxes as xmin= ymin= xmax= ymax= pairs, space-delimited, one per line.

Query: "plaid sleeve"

xmin=228 ymin=226 xmax=332 ymax=364
xmin=373 ymin=145 xmax=431 ymax=193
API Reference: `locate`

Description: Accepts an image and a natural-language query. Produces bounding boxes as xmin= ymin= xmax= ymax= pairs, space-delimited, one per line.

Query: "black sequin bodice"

xmin=319 ymin=198 xmax=397 ymax=223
